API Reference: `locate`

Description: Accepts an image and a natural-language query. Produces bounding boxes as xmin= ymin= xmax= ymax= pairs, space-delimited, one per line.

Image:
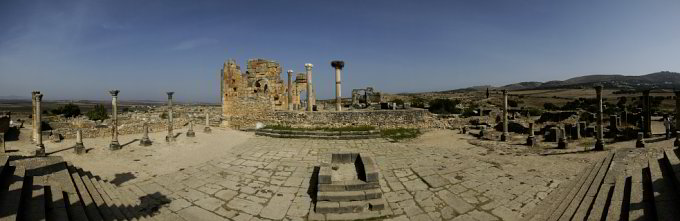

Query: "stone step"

xmin=46 ymin=182 xmax=70 ymax=221
xmin=22 ymin=175 xmax=47 ymax=221
xmin=546 ymin=154 xmax=602 ymax=221
xmin=571 ymin=151 xmax=615 ymax=220
xmin=649 ymin=155 xmax=680 ymax=221
xmin=66 ymin=163 xmax=105 ymax=221
xmin=0 ymin=166 xmax=26 ymax=221
xmin=314 ymin=197 xmax=386 ymax=214
xmin=91 ymin=176 xmax=140 ymax=221
xmin=0 ymin=155 xmax=8 ymax=177
xmin=628 ymin=164 xmax=651 ymax=220
xmin=317 ymin=189 xmax=382 ymax=202
xmin=604 ymin=174 xmax=629 ymax=221
xmin=72 ymin=165 xmax=127 ymax=221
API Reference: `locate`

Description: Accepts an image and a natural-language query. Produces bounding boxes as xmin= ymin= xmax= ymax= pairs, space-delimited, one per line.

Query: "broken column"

xmin=643 ymin=90 xmax=652 ymax=138
xmin=186 ymin=119 xmax=195 ymax=137
xmin=74 ymin=129 xmax=85 ymax=154
xmin=331 ymin=60 xmax=344 ymax=111
xmin=527 ymin=123 xmax=536 ymax=147
xmin=287 ymin=70 xmax=293 ymax=111
xmin=572 ymin=123 xmax=581 ymax=140
xmin=35 ymin=93 xmax=45 ymax=156
xmin=501 ymin=90 xmax=509 ymax=141
xmin=305 ymin=63 xmax=314 ymax=111
xmin=204 ymin=113 xmax=212 ymax=133
xmin=165 ymin=92 xmax=176 ymax=142
xmin=636 ymin=132 xmax=645 ymax=148
xmin=140 ymin=123 xmax=152 ymax=146
xmin=558 ymin=127 xmax=568 ymax=149
xmin=595 ymin=85 xmax=604 ymax=151
xmin=109 ymin=90 xmax=121 ymax=150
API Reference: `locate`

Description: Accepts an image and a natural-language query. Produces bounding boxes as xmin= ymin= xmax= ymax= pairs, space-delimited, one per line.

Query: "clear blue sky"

xmin=1 ymin=0 xmax=679 ymax=103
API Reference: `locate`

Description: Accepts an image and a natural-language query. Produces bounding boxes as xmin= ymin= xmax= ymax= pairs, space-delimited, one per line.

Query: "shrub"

xmin=526 ymin=107 xmax=544 ymax=116
xmin=380 ymin=128 xmax=421 ymax=141
xmin=508 ymin=100 xmax=519 ymax=108
xmin=411 ymin=97 xmax=427 ymax=108
xmin=160 ymin=112 xmax=168 ymax=119
xmin=51 ymin=103 xmax=81 ymax=118
xmin=389 ymin=99 xmax=405 ymax=106
xmin=543 ymin=102 xmax=559 ymax=110
xmin=428 ymin=99 xmax=461 ymax=114
xmin=86 ymin=104 xmax=108 ymax=121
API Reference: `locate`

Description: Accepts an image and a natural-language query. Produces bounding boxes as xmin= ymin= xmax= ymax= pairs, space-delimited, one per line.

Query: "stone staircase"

xmin=0 ymin=155 xmax=167 ymax=221
xmin=526 ymin=146 xmax=680 ymax=221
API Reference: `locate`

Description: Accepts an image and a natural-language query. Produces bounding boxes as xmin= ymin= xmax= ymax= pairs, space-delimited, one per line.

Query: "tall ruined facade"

xmin=221 ymin=58 xmax=313 ymax=127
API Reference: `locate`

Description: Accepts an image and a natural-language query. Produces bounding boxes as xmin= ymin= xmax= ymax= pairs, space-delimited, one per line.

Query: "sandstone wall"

xmin=227 ymin=109 xmax=436 ymax=129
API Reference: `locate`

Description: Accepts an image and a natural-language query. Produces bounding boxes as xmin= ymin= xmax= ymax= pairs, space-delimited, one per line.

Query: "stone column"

xmin=35 ymin=93 xmax=45 ymax=156
xmin=31 ymin=91 xmax=39 ymax=143
xmin=636 ymin=132 xmax=645 ymax=148
xmin=331 ymin=60 xmax=344 ymax=111
xmin=526 ymin=123 xmax=536 ymax=147
xmin=675 ymin=91 xmax=680 ymax=135
xmin=305 ymin=63 xmax=314 ymax=111
xmin=109 ymin=90 xmax=121 ymax=150
xmin=204 ymin=113 xmax=212 ymax=133
xmin=186 ymin=115 xmax=195 ymax=137
xmin=643 ymin=90 xmax=652 ymax=138
xmin=558 ymin=127 xmax=568 ymax=149
xmin=140 ymin=123 xmax=152 ymax=146
xmin=287 ymin=70 xmax=293 ymax=111
xmin=74 ymin=129 xmax=85 ymax=154
xmin=166 ymin=92 xmax=176 ymax=142
xmin=501 ymin=90 xmax=509 ymax=141
xmin=595 ymin=85 xmax=604 ymax=151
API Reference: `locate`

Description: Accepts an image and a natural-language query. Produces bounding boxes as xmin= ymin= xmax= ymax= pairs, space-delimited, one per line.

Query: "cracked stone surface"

xmin=32 ymin=128 xmax=602 ymax=220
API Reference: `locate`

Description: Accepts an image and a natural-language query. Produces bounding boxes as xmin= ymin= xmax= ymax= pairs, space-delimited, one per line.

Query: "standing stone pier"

xmin=186 ymin=115 xmax=196 ymax=137
xmin=595 ymin=85 xmax=604 ymax=151
xmin=643 ymin=90 xmax=652 ymax=138
xmin=287 ymin=70 xmax=293 ymax=111
xmin=500 ymin=90 xmax=509 ymax=141
xmin=204 ymin=113 xmax=212 ymax=133
xmin=109 ymin=90 xmax=121 ymax=150
xmin=331 ymin=60 xmax=344 ymax=111
xmin=636 ymin=132 xmax=646 ymax=148
xmin=35 ymin=93 xmax=45 ymax=156
xmin=74 ymin=129 xmax=85 ymax=154
xmin=305 ymin=63 xmax=314 ymax=111
xmin=31 ymin=91 xmax=39 ymax=144
xmin=166 ymin=92 xmax=176 ymax=142
xmin=527 ymin=122 xmax=536 ymax=147
xmin=140 ymin=123 xmax=152 ymax=146
xmin=558 ymin=127 xmax=568 ymax=149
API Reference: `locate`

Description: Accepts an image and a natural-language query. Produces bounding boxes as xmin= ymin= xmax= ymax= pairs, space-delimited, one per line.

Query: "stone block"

xmin=318 ymin=191 xmax=366 ymax=202
xmin=364 ymin=188 xmax=382 ymax=200
xmin=316 ymin=201 xmax=340 ymax=213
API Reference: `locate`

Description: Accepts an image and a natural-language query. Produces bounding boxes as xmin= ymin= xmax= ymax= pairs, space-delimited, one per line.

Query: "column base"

xmin=139 ymin=137 xmax=152 ymax=146
xmin=74 ymin=143 xmax=85 ymax=155
xmin=594 ymin=140 xmax=605 ymax=151
xmin=186 ymin=131 xmax=195 ymax=137
xmin=35 ymin=144 xmax=46 ymax=157
xmin=500 ymin=133 xmax=508 ymax=141
xmin=204 ymin=127 xmax=212 ymax=133
xmin=636 ymin=140 xmax=646 ymax=148
xmin=558 ymin=138 xmax=568 ymax=149
xmin=526 ymin=136 xmax=536 ymax=147
xmin=109 ymin=141 xmax=121 ymax=150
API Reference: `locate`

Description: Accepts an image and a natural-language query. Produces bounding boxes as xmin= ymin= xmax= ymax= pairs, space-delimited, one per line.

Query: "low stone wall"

xmin=228 ymin=109 xmax=435 ymax=129
xmin=255 ymin=128 xmax=380 ymax=139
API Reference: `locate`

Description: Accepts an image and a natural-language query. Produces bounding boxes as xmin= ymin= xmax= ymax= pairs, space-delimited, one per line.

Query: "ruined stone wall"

xmin=228 ymin=109 xmax=436 ymax=129
xmin=222 ymin=58 xmax=291 ymax=119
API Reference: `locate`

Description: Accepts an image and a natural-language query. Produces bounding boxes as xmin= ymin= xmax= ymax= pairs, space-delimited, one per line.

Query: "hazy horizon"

xmin=2 ymin=0 xmax=680 ymax=102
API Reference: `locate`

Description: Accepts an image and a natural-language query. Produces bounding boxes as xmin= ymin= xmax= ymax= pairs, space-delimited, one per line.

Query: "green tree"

xmin=428 ymin=99 xmax=462 ymax=114
xmin=411 ymin=97 xmax=427 ymax=108
xmin=86 ymin=104 xmax=109 ymax=121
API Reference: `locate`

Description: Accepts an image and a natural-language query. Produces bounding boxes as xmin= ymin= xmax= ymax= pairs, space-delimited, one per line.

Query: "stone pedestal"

xmin=526 ymin=123 xmax=536 ymax=147
xmin=74 ymin=130 xmax=85 ymax=155
xmin=558 ymin=128 xmax=568 ymax=149
xmin=579 ymin=122 xmax=587 ymax=137
xmin=636 ymin=132 xmax=646 ymax=148
xmin=186 ymin=121 xmax=195 ymax=137
xmin=572 ymin=124 xmax=581 ymax=140
xmin=140 ymin=123 xmax=152 ymax=146
xmin=479 ymin=126 xmax=486 ymax=139
xmin=204 ymin=113 xmax=212 ymax=133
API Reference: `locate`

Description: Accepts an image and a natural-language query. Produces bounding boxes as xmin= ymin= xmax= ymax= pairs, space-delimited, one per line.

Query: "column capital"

xmin=594 ymin=84 xmax=603 ymax=91
xmin=36 ymin=94 xmax=43 ymax=101
xmin=287 ymin=70 xmax=294 ymax=74
xmin=331 ymin=60 xmax=345 ymax=70
xmin=304 ymin=63 xmax=313 ymax=70
xmin=109 ymin=90 xmax=120 ymax=97
xmin=166 ymin=92 xmax=174 ymax=99
xmin=32 ymin=91 xmax=40 ymax=96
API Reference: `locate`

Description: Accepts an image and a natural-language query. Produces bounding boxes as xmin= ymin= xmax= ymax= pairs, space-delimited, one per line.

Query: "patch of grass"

xmin=262 ymin=125 xmax=376 ymax=132
xmin=380 ymin=128 xmax=422 ymax=141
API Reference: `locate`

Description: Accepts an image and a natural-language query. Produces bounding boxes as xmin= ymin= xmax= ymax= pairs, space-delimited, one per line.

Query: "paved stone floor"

xmin=106 ymin=130 xmax=597 ymax=221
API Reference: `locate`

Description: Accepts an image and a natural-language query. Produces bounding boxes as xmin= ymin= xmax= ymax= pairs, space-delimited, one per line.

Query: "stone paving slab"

xmin=115 ymin=133 xmax=590 ymax=220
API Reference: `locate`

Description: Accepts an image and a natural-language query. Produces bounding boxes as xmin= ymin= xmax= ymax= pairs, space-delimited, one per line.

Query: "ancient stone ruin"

xmin=351 ymin=87 xmax=382 ymax=109
xmin=312 ymin=152 xmax=388 ymax=220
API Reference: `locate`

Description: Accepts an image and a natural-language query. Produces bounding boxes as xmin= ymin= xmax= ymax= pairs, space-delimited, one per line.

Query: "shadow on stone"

xmin=110 ymin=172 xmax=136 ymax=186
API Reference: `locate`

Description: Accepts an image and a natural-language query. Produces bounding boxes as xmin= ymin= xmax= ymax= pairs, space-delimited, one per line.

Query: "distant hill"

xmin=444 ymin=71 xmax=680 ymax=92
